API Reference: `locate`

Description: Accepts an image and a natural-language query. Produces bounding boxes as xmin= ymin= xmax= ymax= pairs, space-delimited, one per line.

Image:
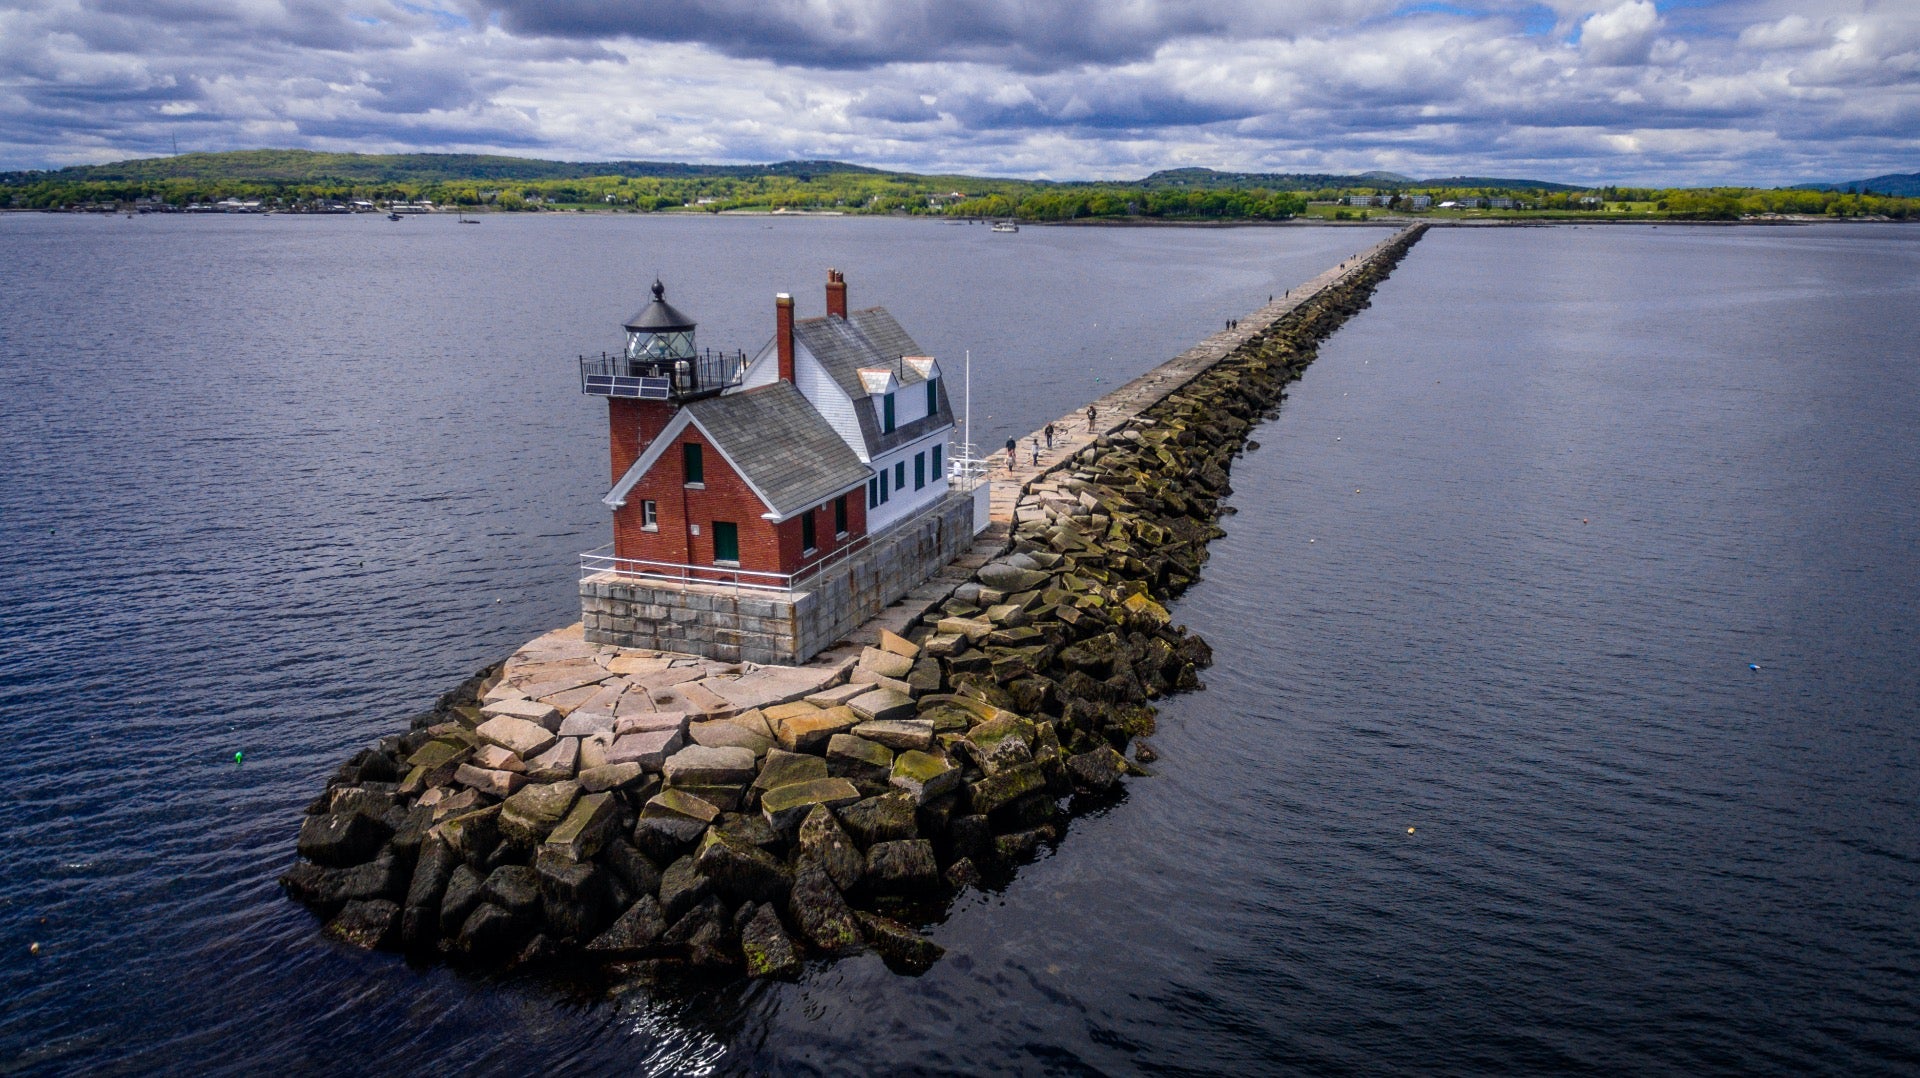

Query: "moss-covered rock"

xmin=787 ymin=857 xmax=864 ymax=954
xmin=740 ymin=902 xmax=803 ymax=979
xmin=694 ymin=827 xmax=791 ymax=906
xmin=967 ymin=762 xmax=1046 ymax=815
xmin=797 ymin=804 xmax=865 ymax=892
xmin=863 ymin=839 xmax=941 ymax=895
xmin=890 ymin=750 xmax=961 ymax=805
xmin=855 ymin=911 xmax=943 ymax=975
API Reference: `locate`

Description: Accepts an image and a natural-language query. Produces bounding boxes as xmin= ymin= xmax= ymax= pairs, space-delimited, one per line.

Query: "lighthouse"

xmin=579 ymin=271 xmax=979 ymax=664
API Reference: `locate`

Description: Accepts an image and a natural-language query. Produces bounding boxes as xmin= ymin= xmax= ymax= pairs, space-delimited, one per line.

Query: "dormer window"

xmin=883 ymin=392 xmax=896 ymax=433
xmin=926 ymin=377 xmax=937 ymax=416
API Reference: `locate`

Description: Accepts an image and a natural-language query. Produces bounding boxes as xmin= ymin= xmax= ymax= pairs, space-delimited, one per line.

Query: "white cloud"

xmin=1790 ymin=15 xmax=1920 ymax=88
xmin=1739 ymin=14 xmax=1829 ymax=51
xmin=1578 ymin=1 xmax=1661 ymax=66
xmin=0 ymin=0 xmax=1915 ymax=186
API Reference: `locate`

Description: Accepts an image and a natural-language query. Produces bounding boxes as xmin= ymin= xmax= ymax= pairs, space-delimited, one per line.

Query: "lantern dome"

xmin=624 ymin=279 xmax=696 ymax=334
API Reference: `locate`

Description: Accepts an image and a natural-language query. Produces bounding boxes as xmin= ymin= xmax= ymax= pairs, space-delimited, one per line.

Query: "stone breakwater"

xmin=280 ymin=224 xmax=1427 ymax=983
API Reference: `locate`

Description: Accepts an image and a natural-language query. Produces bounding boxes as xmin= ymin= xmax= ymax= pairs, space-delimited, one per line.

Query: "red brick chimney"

xmin=776 ymin=292 xmax=795 ymax=383
xmin=826 ymin=268 xmax=847 ymax=319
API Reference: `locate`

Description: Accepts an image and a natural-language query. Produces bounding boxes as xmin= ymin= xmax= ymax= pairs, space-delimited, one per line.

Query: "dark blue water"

xmin=0 ymin=213 xmax=1375 ymax=1074
xmin=2 ymin=216 xmax=1915 ymax=1075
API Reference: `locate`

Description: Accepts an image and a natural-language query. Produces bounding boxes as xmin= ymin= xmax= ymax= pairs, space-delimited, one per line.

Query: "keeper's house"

xmin=577 ymin=270 xmax=986 ymax=664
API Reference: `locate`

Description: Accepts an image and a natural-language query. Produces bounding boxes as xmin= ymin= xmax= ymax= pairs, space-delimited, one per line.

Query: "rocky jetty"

xmin=281 ymin=224 xmax=1426 ymax=982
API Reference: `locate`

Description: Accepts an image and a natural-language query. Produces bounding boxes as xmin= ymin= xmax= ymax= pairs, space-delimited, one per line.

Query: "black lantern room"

xmin=624 ymin=280 xmax=697 ymax=364
xmin=580 ymin=279 xmax=747 ymax=402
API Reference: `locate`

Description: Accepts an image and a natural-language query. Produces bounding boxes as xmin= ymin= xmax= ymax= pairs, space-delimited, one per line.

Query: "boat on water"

xmin=458 ymin=211 xmax=479 ymax=224
xmin=991 ymin=220 xmax=1019 ymax=233
xmin=387 ymin=212 xmax=403 ymax=221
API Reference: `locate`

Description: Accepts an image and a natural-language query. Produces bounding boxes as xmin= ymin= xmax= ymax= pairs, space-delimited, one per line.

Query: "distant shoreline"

xmin=4 ymin=207 xmax=1910 ymax=227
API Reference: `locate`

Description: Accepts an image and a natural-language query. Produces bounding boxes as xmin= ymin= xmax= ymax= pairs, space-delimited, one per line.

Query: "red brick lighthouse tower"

xmin=586 ymin=280 xmax=717 ymax=521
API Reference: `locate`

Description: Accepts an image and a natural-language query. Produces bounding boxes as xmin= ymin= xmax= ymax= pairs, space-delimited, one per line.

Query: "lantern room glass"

xmin=627 ymin=328 xmax=696 ymax=363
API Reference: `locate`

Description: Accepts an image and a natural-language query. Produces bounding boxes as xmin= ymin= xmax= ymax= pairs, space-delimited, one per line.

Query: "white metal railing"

xmin=949 ymin=447 xmax=991 ymax=490
xmin=580 ymin=547 xmax=792 ymax=592
xmin=578 ymin=349 xmax=748 ymax=401
xmin=580 ymin=530 xmax=875 ymax=594
xmin=580 ymin=483 xmax=983 ymax=593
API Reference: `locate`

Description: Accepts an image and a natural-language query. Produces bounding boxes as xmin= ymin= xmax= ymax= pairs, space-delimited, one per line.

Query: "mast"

xmin=963 ymin=349 xmax=972 ymax=470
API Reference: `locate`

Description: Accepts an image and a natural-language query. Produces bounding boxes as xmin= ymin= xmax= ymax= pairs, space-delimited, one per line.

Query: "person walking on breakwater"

xmin=1005 ymin=436 xmax=1017 ymax=470
xmin=1044 ymin=422 xmax=1055 ymax=449
xmin=1031 ymin=438 xmax=1041 ymax=466
xmin=1086 ymin=404 xmax=1097 ymax=432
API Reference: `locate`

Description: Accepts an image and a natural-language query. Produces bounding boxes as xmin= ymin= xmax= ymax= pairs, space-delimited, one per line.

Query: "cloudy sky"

xmin=1 ymin=0 xmax=1914 ymax=184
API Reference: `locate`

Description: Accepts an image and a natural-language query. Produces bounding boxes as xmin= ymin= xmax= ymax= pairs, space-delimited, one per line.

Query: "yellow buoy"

xmin=1407 ymin=827 xmax=1415 ymax=834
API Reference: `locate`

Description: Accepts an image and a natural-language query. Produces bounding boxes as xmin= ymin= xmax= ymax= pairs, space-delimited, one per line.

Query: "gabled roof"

xmin=603 ymin=382 xmax=871 ymax=522
xmin=793 ymin=307 xmax=932 ymax=401
xmin=687 ymin=383 xmax=872 ymax=519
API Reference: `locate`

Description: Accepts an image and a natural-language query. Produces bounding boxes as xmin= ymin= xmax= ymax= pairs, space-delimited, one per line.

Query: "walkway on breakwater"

xmin=811 ymin=223 xmax=1421 ymax=662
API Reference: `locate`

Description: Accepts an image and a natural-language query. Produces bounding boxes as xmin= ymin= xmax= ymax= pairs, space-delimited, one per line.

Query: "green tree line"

xmin=4 ymin=153 xmax=1914 ymax=220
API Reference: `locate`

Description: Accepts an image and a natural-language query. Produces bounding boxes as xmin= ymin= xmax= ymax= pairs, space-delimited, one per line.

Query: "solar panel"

xmin=582 ymin=372 xmax=672 ymax=399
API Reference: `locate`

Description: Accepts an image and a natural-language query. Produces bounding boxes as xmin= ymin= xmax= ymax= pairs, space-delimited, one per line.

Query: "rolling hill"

xmin=1796 ymin=172 xmax=1920 ymax=197
xmin=1 ymin=149 xmax=885 ymax=185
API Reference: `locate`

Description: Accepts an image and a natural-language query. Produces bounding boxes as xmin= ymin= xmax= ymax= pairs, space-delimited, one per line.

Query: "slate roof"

xmin=793 ymin=307 xmax=930 ymax=401
xmin=684 ymin=381 xmax=872 ymax=519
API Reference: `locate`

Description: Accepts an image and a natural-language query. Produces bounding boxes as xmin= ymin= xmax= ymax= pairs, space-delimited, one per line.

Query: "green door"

xmin=712 ymin=521 xmax=739 ymax=563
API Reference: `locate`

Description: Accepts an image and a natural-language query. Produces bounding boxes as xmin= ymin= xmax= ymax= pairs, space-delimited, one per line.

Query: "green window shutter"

xmin=712 ymin=521 xmax=738 ymax=562
xmin=683 ymin=442 xmax=703 ymax=484
xmin=914 ymin=452 xmax=925 ymax=490
xmin=926 ymin=379 xmax=937 ymax=415
xmin=883 ymin=393 xmax=895 ymax=433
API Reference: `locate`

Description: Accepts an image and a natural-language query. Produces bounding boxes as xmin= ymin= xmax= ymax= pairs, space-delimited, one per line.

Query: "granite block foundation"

xmin=583 ymin=489 xmax=982 ymax=665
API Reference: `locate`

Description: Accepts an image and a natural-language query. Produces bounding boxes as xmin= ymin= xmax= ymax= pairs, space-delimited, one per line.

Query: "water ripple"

xmin=4 ymin=217 xmax=1917 ymax=1075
